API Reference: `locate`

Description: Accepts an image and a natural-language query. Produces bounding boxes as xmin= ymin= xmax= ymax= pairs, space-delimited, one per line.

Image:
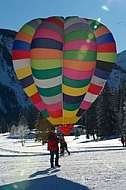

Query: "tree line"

xmin=82 ymin=80 xmax=126 ymax=139
xmin=0 ymin=80 xmax=126 ymax=139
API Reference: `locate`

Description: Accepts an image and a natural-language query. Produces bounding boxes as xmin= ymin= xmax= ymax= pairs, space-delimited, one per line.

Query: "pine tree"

xmin=0 ymin=116 xmax=8 ymax=133
xmin=120 ymin=80 xmax=126 ymax=136
xmin=35 ymin=114 xmax=53 ymax=145
xmin=26 ymin=106 xmax=38 ymax=129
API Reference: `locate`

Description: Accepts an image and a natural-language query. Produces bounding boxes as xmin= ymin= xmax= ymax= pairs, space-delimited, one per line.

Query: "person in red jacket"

xmin=47 ymin=126 xmax=61 ymax=168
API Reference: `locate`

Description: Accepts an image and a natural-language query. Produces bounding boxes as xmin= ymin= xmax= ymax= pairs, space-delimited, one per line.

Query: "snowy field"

xmin=0 ymin=133 xmax=126 ymax=190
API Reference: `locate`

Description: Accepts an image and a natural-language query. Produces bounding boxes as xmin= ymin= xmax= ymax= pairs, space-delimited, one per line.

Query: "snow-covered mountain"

xmin=0 ymin=29 xmax=126 ymax=125
xmin=107 ymin=50 xmax=126 ymax=89
xmin=0 ymin=29 xmax=34 ymax=125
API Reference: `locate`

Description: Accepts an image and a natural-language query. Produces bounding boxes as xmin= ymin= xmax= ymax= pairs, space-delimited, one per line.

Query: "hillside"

xmin=0 ymin=29 xmax=34 ymax=125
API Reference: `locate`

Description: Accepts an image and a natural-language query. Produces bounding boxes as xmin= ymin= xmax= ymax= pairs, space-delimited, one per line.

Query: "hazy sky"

xmin=0 ymin=0 xmax=126 ymax=53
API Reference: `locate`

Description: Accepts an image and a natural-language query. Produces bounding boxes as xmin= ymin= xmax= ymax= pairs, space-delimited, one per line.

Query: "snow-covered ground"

xmin=0 ymin=133 xmax=126 ymax=190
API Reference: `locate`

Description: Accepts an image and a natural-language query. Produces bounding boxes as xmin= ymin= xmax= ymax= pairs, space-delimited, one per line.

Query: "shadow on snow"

xmin=0 ymin=145 xmax=126 ymax=158
xmin=0 ymin=174 xmax=90 ymax=190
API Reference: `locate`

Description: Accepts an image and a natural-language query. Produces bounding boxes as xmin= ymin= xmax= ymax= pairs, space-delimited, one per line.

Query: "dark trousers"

xmin=50 ymin=150 xmax=59 ymax=167
xmin=60 ymin=147 xmax=70 ymax=156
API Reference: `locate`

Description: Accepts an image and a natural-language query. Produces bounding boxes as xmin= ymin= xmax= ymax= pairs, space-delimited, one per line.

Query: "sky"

xmin=0 ymin=133 xmax=126 ymax=190
xmin=0 ymin=0 xmax=126 ymax=53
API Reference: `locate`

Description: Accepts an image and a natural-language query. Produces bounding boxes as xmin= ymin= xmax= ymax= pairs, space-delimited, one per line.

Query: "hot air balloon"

xmin=12 ymin=16 xmax=116 ymax=133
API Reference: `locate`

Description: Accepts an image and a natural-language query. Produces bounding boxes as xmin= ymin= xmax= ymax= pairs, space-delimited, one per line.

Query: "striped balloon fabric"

xmin=12 ymin=16 xmax=116 ymax=125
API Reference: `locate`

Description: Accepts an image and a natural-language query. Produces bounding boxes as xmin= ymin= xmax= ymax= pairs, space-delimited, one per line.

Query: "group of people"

xmin=47 ymin=126 xmax=70 ymax=168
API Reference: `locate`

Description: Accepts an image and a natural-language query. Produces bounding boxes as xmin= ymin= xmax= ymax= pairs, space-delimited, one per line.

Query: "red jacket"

xmin=47 ymin=131 xmax=59 ymax=151
xmin=121 ymin=136 xmax=125 ymax=143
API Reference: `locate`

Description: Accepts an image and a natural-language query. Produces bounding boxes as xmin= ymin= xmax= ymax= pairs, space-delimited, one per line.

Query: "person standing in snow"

xmin=59 ymin=135 xmax=70 ymax=156
xmin=47 ymin=126 xmax=61 ymax=168
xmin=121 ymin=136 xmax=125 ymax=147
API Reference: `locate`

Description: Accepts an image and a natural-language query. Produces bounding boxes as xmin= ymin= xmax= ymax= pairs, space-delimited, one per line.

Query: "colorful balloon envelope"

xmin=12 ymin=16 xmax=117 ymax=125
